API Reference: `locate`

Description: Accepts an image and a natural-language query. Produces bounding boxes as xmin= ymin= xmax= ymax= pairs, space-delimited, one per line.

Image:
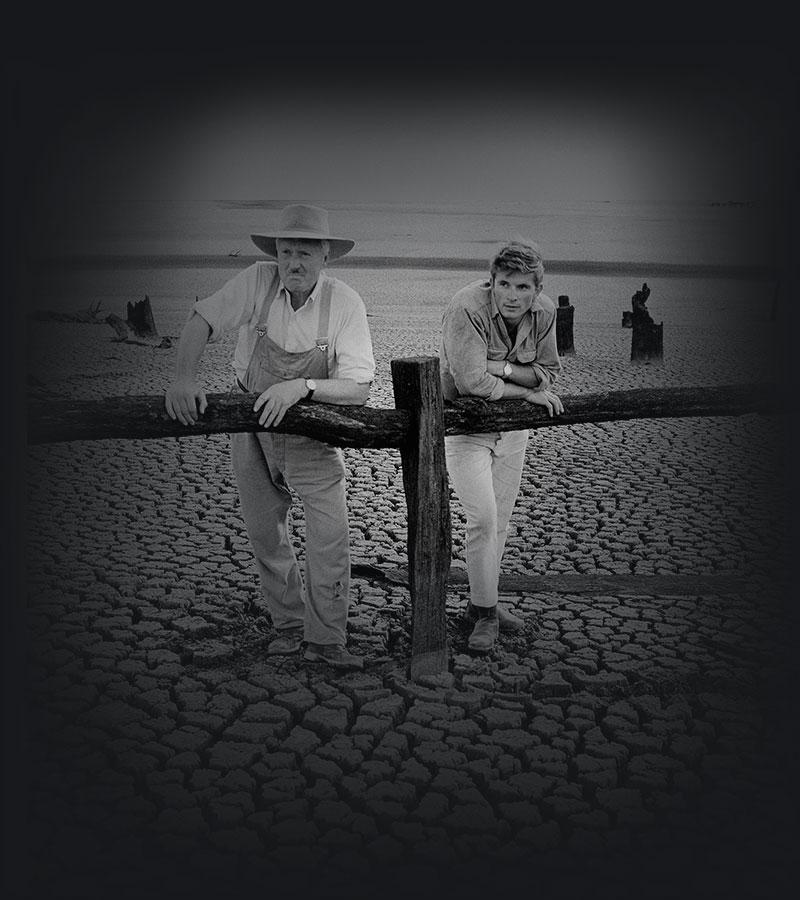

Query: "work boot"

xmin=467 ymin=606 xmax=499 ymax=653
xmin=304 ymin=642 xmax=364 ymax=671
xmin=466 ymin=601 xmax=524 ymax=632
xmin=266 ymin=626 xmax=304 ymax=656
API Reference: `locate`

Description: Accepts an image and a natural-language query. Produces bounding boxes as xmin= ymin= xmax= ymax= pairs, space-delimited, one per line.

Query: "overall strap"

xmin=315 ymin=278 xmax=332 ymax=352
xmin=255 ymin=266 xmax=282 ymax=332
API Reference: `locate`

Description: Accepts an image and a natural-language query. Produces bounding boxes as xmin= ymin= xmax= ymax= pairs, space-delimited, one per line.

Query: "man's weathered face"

xmin=491 ymin=269 xmax=540 ymax=326
xmin=276 ymin=238 xmax=328 ymax=296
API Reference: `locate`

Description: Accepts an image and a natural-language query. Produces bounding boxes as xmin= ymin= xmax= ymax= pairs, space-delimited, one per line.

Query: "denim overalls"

xmin=230 ymin=270 xmax=351 ymax=646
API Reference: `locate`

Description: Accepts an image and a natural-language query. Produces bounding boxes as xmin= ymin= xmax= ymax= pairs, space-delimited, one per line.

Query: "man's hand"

xmin=524 ymin=388 xmax=564 ymax=417
xmin=165 ymin=376 xmax=208 ymax=425
xmin=254 ymin=379 xmax=308 ymax=429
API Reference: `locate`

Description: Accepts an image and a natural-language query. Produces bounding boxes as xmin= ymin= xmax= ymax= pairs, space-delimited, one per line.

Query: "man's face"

xmin=491 ymin=269 xmax=540 ymax=326
xmin=276 ymin=238 xmax=328 ymax=296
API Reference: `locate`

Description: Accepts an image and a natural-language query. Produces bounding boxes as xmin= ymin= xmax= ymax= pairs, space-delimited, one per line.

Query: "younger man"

xmin=440 ymin=240 xmax=563 ymax=652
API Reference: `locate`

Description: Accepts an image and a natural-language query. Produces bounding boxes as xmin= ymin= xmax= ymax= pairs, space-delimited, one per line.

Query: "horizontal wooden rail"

xmin=27 ymin=394 xmax=411 ymax=447
xmin=27 ymin=383 xmax=782 ymax=446
xmin=443 ymin=383 xmax=783 ymax=436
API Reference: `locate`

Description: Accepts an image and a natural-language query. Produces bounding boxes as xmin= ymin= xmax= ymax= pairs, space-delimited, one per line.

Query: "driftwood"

xmin=354 ymin=565 xmax=751 ymax=596
xmin=27 ymin=384 xmax=781 ymax=447
xmin=30 ymin=301 xmax=106 ymax=324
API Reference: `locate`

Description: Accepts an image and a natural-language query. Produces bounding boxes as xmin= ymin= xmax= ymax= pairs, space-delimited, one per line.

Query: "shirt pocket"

xmin=487 ymin=346 xmax=508 ymax=361
xmin=515 ymin=341 xmax=538 ymax=364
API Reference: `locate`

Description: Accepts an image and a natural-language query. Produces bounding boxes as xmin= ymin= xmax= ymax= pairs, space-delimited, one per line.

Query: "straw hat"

xmin=251 ymin=204 xmax=355 ymax=260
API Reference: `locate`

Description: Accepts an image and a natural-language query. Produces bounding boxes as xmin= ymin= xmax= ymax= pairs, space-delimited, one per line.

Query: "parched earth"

xmin=17 ymin=316 xmax=799 ymax=899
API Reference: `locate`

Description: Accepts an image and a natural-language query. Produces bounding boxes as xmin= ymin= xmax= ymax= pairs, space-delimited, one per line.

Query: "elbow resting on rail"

xmin=453 ymin=370 xmax=504 ymax=401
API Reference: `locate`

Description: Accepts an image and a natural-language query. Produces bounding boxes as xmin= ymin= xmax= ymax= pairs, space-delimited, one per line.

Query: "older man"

xmin=166 ymin=204 xmax=375 ymax=670
xmin=440 ymin=240 xmax=564 ymax=653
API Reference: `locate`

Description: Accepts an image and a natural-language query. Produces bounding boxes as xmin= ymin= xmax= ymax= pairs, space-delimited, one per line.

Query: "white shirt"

xmin=194 ymin=262 xmax=375 ymax=385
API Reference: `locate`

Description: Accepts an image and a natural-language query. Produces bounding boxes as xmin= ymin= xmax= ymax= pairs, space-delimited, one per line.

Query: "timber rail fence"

xmin=27 ymin=357 xmax=785 ymax=679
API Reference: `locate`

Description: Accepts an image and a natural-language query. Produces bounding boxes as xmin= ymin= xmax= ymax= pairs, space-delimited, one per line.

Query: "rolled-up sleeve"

xmin=193 ymin=264 xmax=261 ymax=342
xmin=331 ymin=297 xmax=376 ymax=383
xmin=442 ymin=306 xmax=504 ymax=400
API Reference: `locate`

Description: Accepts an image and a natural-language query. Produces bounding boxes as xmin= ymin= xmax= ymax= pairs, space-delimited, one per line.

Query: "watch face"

xmin=306 ymin=379 xmax=317 ymax=391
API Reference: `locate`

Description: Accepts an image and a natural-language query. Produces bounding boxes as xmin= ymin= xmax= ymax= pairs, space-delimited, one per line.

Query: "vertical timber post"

xmin=390 ymin=357 xmax=451 ymax=679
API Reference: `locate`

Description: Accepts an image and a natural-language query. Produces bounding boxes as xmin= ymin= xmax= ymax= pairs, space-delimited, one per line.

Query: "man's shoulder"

xmin=324 ymin=273 xmax=364 ymax=306
xmin=534 ymin=291 xmax=557 ymax=314
xmin=449 ymin=279 xmax=492 ymax=311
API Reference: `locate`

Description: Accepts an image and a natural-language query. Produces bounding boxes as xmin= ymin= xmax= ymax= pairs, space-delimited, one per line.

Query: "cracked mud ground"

xmin=17 ymin=316 xmax=799 ymax=899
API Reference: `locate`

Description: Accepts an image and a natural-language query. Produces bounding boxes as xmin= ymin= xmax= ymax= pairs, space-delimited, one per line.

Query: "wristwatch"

xmin=502 ymin=362 xmax=513 ymax=379
xmin=304 ymin=378 xmax=317 ymax=400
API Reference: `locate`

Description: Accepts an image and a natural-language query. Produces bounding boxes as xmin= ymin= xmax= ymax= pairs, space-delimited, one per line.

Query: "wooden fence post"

xmin=556 ymin=295 xmax=575 ymax=355
xmin=390 ymin=357 xmax=451 ymax=679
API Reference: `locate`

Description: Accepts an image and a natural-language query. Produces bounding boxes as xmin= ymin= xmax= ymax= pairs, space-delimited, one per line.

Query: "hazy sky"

xmin=12 ymin=43 xmax=793 ymax=214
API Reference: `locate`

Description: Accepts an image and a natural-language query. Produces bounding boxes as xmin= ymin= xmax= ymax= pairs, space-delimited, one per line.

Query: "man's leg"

xmin=445 ymin=433 xmax=501 ymax=609
xmin=282 ymin=436 xmax=351 ymax=647
xmin=488 ymin=429 xmax=529 ymax=632
xmin=230 ymin=431 xmax=305 ymax=633
xmin=491 ymin=429 xmax=529 ymax=567
xmin=445 ymin=433 xmax=503 ymax=651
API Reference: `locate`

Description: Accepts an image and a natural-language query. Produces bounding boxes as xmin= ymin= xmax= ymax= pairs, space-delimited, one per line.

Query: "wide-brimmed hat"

xmin=251 ymin=204 xmax=355 ymax=260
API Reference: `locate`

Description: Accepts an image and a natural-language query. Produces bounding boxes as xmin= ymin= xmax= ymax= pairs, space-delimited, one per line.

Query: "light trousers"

xmin=230 ymin=431 xmax=350 ymax=645
xmin=445 ymin=429 xmax=529 ymax=608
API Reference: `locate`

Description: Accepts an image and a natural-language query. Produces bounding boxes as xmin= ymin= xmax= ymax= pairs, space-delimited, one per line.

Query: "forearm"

xmin=500 ymin=361 xmax=544 ymax=389
xmin=174 ymin=312 xmax=212 ymax=377
xmin=499 ymin=381 xmax=537 ymax=400
xmin=306 ymin=379 xmax=371 ymax=406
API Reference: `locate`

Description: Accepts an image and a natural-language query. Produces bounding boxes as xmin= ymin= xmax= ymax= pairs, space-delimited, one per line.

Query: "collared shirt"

xmin=194 ymin=261 xmax=376 ymax=385
xmin=439 ymin=278 xmax=561 ymax=401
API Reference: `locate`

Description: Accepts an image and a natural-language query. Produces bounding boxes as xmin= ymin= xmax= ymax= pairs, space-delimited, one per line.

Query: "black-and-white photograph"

xmin=6 ymin=31 xmax=799 ymax=900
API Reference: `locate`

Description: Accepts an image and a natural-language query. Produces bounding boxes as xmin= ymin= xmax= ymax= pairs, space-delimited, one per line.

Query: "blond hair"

xmin=490 ymin=240 xmax=545 ymax=290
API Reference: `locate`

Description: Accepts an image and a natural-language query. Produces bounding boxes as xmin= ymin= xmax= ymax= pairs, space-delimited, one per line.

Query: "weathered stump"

xmin=391 ymin=357 xmax=451 ymax=679
xmin=631 ymin=319 xmax=663 ymax=361
xmin=556 ymin=295 xmax=575 ymax=355
xmin=126 ymin=295 xmax=159 ymax=338
xmin=106 ymin=295 xmax=171 ymax=347
xmin=629 ymin=282 xmax=663 ymax=362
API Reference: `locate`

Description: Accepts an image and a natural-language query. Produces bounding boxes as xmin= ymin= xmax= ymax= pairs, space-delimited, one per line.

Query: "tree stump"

xmin=126 ymin=295 xmax=159 ymax=338
xmin=556 ymin=295 xmax=575 ymax=355
xmin=629 ymin=282 xmax=663 ymax=362
xmin=105 ymin=295 xmax=171 ymax=347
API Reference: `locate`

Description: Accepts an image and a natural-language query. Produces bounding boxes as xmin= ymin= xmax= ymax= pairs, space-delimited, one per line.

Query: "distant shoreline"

xmin=35 ymin=254 xmax=776 ymax=281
